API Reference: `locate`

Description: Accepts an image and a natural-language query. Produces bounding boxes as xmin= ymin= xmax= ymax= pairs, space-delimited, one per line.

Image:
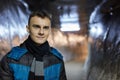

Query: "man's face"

xmin=26 ymin=16 xmax=51 ymax=45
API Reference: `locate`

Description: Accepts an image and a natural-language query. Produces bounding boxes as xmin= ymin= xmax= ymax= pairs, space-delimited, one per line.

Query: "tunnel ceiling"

xmin=24 ymin=0 xmax=102 ymax=16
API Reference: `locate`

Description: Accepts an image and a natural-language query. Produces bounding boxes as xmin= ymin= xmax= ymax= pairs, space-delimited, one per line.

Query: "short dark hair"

xmin=28 ymin=10 xmax=52 ymax=25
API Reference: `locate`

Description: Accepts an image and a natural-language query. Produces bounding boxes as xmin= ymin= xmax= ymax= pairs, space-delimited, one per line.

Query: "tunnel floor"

xmin=65 ymin=60 xmax=85 ymax=80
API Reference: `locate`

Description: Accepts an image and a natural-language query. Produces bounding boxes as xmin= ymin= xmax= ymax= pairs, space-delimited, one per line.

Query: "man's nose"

xmin=39 ymin=28 xmax=44 ymax=34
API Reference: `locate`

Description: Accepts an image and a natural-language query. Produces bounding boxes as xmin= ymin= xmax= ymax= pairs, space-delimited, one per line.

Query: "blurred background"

xmin=0 ymin=0 xmax=104 ymax=80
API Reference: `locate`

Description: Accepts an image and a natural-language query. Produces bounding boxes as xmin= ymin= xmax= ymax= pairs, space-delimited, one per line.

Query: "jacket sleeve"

xmin=0 ymin=56 xmax=13 ymax=80
xmin=60 ymin=61 xmax=67 ymax=80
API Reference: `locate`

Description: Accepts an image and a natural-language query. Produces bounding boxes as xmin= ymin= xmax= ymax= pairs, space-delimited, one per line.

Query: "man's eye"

xmin=44 ymin=26 xmax=49 ymax=29
xmin=33 ymin=25 xmax=40 ymax=28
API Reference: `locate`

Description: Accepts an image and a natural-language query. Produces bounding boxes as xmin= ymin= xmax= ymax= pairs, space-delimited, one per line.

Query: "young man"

xmin=0 ymin=10 xmax=67 ymax=80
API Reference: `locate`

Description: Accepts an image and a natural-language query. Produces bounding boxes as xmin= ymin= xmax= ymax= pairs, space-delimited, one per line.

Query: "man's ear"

xmin=26 ymin=25 xmax=29 ymax=33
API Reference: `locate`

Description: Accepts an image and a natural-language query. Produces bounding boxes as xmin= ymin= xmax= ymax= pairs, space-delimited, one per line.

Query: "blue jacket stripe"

xmin=51 ymin=48 xmax=63 ymax=60
xmin=44 ymin=63 xmax=61 ymax=80
xmin=8 ymin=47 xmax=27 ymax=60
xmin=9 ymin=63 xmax=30 ymax=80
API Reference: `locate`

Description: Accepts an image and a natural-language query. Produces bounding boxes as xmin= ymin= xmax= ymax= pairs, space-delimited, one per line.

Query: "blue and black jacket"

xmin=0 ymin=43 xmax=67 ymax=80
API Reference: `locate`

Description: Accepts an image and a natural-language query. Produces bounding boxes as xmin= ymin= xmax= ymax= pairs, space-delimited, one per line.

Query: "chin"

xmin=36 ymin=41 xmax=45 ymax=45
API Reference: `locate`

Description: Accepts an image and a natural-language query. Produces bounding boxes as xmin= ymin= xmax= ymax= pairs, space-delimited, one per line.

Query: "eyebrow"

xmin=32 ymin=24 xmax=50 ymax=28
xmin=43 ymin=26 xmax=49 ymax=28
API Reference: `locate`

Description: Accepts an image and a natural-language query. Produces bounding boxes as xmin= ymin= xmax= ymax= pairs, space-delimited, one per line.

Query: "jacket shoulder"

xmin=50 ymin=47 xmax=63 ymax=60
xmin=7 ymin=46 xmax=28 ymax=60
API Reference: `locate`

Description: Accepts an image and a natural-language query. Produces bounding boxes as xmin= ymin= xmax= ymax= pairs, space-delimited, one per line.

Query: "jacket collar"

xmin=7 ymin=43 xmax=63 ymax=60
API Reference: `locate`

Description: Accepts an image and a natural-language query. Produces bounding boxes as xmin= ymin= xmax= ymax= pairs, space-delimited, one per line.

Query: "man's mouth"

xmin=37 ymin=36 xmax=45 ymax=39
